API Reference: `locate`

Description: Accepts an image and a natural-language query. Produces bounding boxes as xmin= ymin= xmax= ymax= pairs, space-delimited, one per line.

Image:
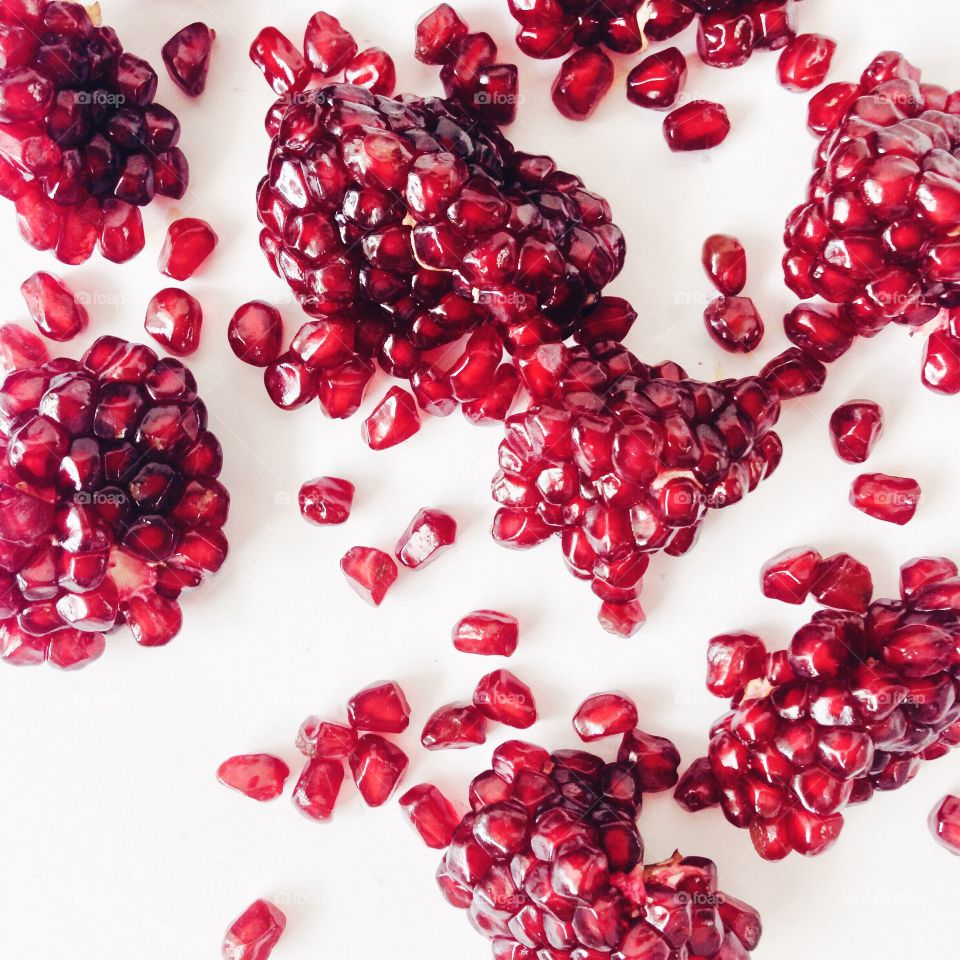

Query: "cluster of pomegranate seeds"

xmin=453 ymin=609 xmax=519 ymax=656
xmin=217 ymin=754 xmax=290 ymax=802
xmin=0 ymin=0 xmax=189 ymax=264
xmin=158 ymin=218 xmax=218 ymax=281
xmin=829 ymin=399 xmax=883 ymax=463
xmin=850 ymin=473 xmax=921 ymax=525
xmin=20 ymin=271 xmax=87 ymax=342
xmin=663 ymin=99 xmax=731 ymax=151
xmin=929 ymin=794 xmax=960 ymax=855
xmin=678 ymin=552 xmax=960 ymax=860
xmin=0 ymin=334 xmax=228 ymax=669
xmin=777 ymin=33 xmax=836 ymax=92
xmin=783 ymin=51 xmax=960 ymax=391
xmin=298 ymin=475 xmax=354 ymax=525
xmin=491 ymin=340 xmax=785 ymax=634
xmin=396 ymin=507 xmax=457 ymax=569
xmin=162 ymin=22 xmax=215 ymax=98
xmin=436 ymin=738 xmax=762 ymax=959
xmin=221 ymin=899 xmax=286 ymax=960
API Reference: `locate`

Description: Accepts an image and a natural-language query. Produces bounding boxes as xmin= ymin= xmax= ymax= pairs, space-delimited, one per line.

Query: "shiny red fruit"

xmin=340 ymin=546 xmax=398 ymax=605
xmin=396 ymin=507 xmax=457 ymax=569
xmin=829 ymin=401 xmax=883 ymax=463
xmin=158 ymin=218 xmax=217 ymax=281
xmin=217 ymin=754 xmax=289 ymax=802
xmin=664 ymin=100 xmax=730 ymax=151
xmin=221 ymin=899 xmax=285 ymax=960
xmin=851 ymin=473 xmax=921 ymax=525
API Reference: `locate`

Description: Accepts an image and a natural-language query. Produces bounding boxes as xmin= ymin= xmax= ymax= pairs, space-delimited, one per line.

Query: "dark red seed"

xmin=664 ymin=100 xmax=730 ymax=151
xmin=347 ymin=680 xmax=411 ymax=733
xmin=697 ymin=11 xmax=755 ymax=69
xmin=20 ymin=271 xmax=87 ymax=342
xmin=158 ymin=218 xmax=217 ymax=281
xmin=811 ymin=553 xmax=873 ymax=613
xmin=228 ymin=301 xmax=283 ymax=368
xmin=221 ymin=899 xmax=286 ymax=960
xmin=349 ymin=733 xmax=409 ymax=806
xmin=344 ymin=48 xmax=396 ymax=96
xmin=707 ymin=632 xmax=767 ymax=697
xmin=626 ymin=47 xmax=687 ymax=110
xmin=400 ymin=783 xmax=461 ymax=848
xmin=415 ymin=4 xmax=469 ymax=65
xmin=422 ymin=701 xmax=488 ymax=749
xmin=292 ymin=756 xmax=344 ymax=821
xmin=850 ymin=474 xmax=921 ymax=525
xmin=778 ymin=33 xmax=836 ymax=91
xmin=304 ymin=11 xmax=357 ymax=75
xmin=396 ymin=508 xmax=457 ymax=569
xmin=761 ymin=547 xmax=822 ymax=605
xmin=453 ymin=610 xmax=519 ymax=657
xmin=162 ymin=22 xmax=215 ymax=97
xmin=362 ymin=388 xmax=421 ymax=450
xmin=552 ymin=47 xmax=614 ymax=121
xmin=930 ymin=795 xmax=960 ymax=855
xmin=829 ymin=400 xmax=883 ymax=463
xmin=474 ymin=670 xmax=537 ymax=728
xmin=144 ymin=288 xmax=202 ymax=356
xmin=299 ymin=477 xmax=354 ymax=526
xmin=340 ymin=546 xmax=398 ymax=606
xmin=573 ymin=693 xmax=638 ymax=741
xmin=704 ymin=295 xmax=763 ymax=352
xmin=249 ymin=26 xmax=309 ymax=95
xmin=702 ymin=234 xmax=747 ymax=296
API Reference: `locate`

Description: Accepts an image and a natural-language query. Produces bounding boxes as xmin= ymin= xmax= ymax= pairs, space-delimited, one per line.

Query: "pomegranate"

xmin=217 ymin=754 xmax=290 ymax=802
xmin=162 ymin=22 xmax=215 ymax=97
xmin=850 ymin=473 xmax=921 ymax=525
xmin=221 ymin=899 xmax=285 ymax=960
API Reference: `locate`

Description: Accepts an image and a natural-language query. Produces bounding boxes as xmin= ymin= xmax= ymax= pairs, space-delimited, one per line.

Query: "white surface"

xmin=1 ymin=0 xmax=959 ymax=957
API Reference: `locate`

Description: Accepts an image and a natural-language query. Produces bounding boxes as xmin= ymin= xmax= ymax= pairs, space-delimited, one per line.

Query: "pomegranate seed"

xmin=362 ymin=388 xmax=421 ymax=451
xmin=396 ymin=507 xmax=457 ymax=569
xmin=664 ymin=100 xmax=730 ymax=151
xmin=228 ymin=302 xmax=282 ymax=368
xmin=626 ymin=48 xmax=687 ymax=110
xmin=422 ymin=701 xmax=488 ymax=749
xmin=930 ymin=795 xmax=960 ymax=855
xmin=217 ymin=754 xmax=289 ymax=802
xmin=761 ymin=348 xmax=826 ymax=399
xmin=298 ymin=477 xmax=354 ymax=526
xmin=144 ymin=288 xmax=202 ymax=356
xmin=761 ymin=547 xmax=822 ymax=605
xmin=573 ymin=693 xmax=638 ymax=741
xmin=296 ymin=718 xmax=357 ymax=759
xmin=349 ymin=733 xmax=409 ymax=806
xmin=829 ymin=401 xmax=883 ymax=463
xmin=778 ymin=34 xmax=836 ymax=91
xmin=340 ymin=546 xmax=398 ymax=606
xmin=415 ymin=5 xmax=469 ymax=65
xmin=400 ymin=783 xmax=461 ymax=848
xmin=702 ymin=234 xmax=747 ymax=296
xmin=20 ymin=271 xmax=87 ymax=342
xmin=347 ymin=680 xmax=411 ymax=733
xmin=899 ymin=556 xmax=958 ymax=600
xmin=221 ymin=899 xmax=285 ymax=960
xmin=707 ymin=633 xmax=767 ymax=697
xmin=303 ymin=12 xmax=357 ymax=76
xmin=922 ymin=331 xmax=960 ymax=394
xmin=598 ymin=599 xmax=646 ymax=637
xmin=675 ymin=756 xmax=722 ymax=811
xmin=645 ymin=0 xmax=695 ymax=41
xmin=292 ymin=757 xmax=343 ymax=821
xmin=552 ymin=47 xmax=613 ymax=121
xmin=811 ymin=553 xmax=873 ymax=613
xmin=619 ymin=728 xmax=681 ymax=791
xmin=697 ymin=11 xmax=755 ymax=69
xmin=344 ymin=48 xmax=396 ymax=96
xmin=474 ymin=670 xmax=537 ymax=729
xmin=0 ymin=322 xmax=47 ymax=376
xmin=249 ymin=26 xmax=309 ymax=94
xmin=783 ymin=304 xmax=853 ymax=363
xmin=162 ymin=22 xmax=214 ymax=97
xmin=851 ymin=473 xmax=921 ymax=525
xmin=99 ymin=201 xmax=145 ymax=264
xmin=453 ymin=610 xmax=519 ymax=657
xmin=158 ymin=218 xmax=217 ymax=281
xmin=704 ymin=295 xmax=763 ymax=352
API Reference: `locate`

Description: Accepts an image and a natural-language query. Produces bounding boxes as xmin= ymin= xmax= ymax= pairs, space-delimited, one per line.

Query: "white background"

xmin=1 ymin=0 xmax=959 ymax=957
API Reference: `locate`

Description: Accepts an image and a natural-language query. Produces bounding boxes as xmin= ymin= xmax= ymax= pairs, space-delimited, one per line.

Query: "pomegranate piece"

xmin=344 ymin=48 xmax=396 ymax=96
xmin=217 ymin=754 xmax=290 ymax=802
xmin=347 ymin=680 xmax=411 ymax=733
xmin=778 ymin=33 xmax=836 ymax=91
xmin=573 ymin=692 xmax=638 ymax=741
xmin=930 ymin=795 xmax=960 ymax=855
xmin=702 ymin=234 xmax=747 ymax=296
xmin=829 ymin=401 xmax=883 ymax=464
xmin=415 ymin=5 xmax=469 ymax=65
xmin=249 ymin=26 xmax=309 ymax=94
xmin=396 ymin=507 xmax=457 ymax=569
xmin=362 ymin=388 xmax=421 ymax=451
xmin=304 ymin=11 xmax=357 ymax=76
xmin=400 ymin=783 xmax=461 ymax=848
xmin=20 ymin=271 xmax=87 ymax=342
xmin=706 ymin=632 xmax=767 ymax=698
xmin=340 ymin=546 xmax=398 ymax=606
xmin=552 ymin=47 xmax=613 ymax=120
xmin=761 ymin=547 xmax=822 ymax=605
xmin=162 ymin=22 xmax=215 ymax=97
xmin=704 ymin=295 xmax=764 ymax=352
xmin=851 ymin=473 xmax=921 ymax=525
xmin=296 ymin=718 xmax=357 ymax=759
xmin=292 ymin=756 xmax=344 ymax=821
xmin=664 ymin=100 xmax=730 ymax=151
xmin=221 ymin=899 xmax=285 ymax=960
xmin=452 ymin=610 xmax=519 ymax=657
xmin=349 ymin=733 xmax=409 ymax=806
xmin=626 ymin=47 xmax=687 ymax=110
xmin=144 ymin=288 xmax=202 ymax=356
xmin=422 ymin=701 xmax=488 ymax=749
xmin=228 ymin=302 xmax=283 ymax=368
xmin=298 ymin=476 xmax=354 ymax=526
xmin=619 ymin=728 xmax=681 ymax=791
xmin=474 ymin=670 xmax=537 ymax=729
xmin=158 ymin=218 xmax=218 ymax=281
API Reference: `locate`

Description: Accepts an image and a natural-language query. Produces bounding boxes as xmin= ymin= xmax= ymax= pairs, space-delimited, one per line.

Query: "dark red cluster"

xmin=437 ymin=739 xmax=763 ymax=960
xmin=254 ymin=81 xmax=625 ymax=430
xmin=0 ymin=0 xmax=189 ymax=265
xmin=783 ymin=51 xmax=960 ymax=393
xmin=0 ymin=332 xmax=228 ymax=669
xmin=677 ymin=553 xmax=960 ymax=860
xmin=491 ymin=341 xmax=784 ymax=636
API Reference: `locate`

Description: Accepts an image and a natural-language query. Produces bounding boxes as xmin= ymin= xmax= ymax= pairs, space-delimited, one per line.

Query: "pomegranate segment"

xmin=340 ymin=546 xmax=398 ymax=605
xmin=349 ymin=733 xmax=409 ymax=806
xmin=298 ymin=476 xmax=355 ymax=526
xmin=850 ymin=473 xmax=921 ymax=525
xmin=395 ymin=507 xmax=457 ymax=569
xmin=221 ymin=899 xmax=286 ymax=960
xmin=400 ymin=783 xmax=461 ymax=848
xmin=217 ymin=754 xmax=290 ymax=802
xmin=664 ymin=100 xmax=730 ymax=151
xmin=144 ymin=288 xmax=203 ymax=356
xmin=777 ymin=33 xmax=836 ymax=91
xmin=452 ymin=610 xmax=519 ymax=657
xmin=573 ymin=692 xmax=638 ymax=741
xmin=347 ymin=680 xmax=411 ymax=733
xmin=158 ymin=218 xmax=218 ymax=281
xmin=829 ymin=401 xmax=883 ymax=464
xmin=162 ymin=22 xmax=215 ymax=97
xmin=761 ymin=547 xmax=822 ymax=604
xmin=929 ymin=795 xmax=960 ymax=855
xmin=20 ymin=271 xmax=87 ymax=342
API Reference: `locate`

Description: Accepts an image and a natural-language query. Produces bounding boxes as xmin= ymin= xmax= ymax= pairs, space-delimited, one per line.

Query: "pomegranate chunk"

xmin=347 ymin=680 xmax=411 ymax=733
xmin=761 ymin=547 xmax=822 ymax=605
xmin=664 ymin=100 xmax=730 ymax=151
xmin=162 ymin=22 xmax=215 ymax=97
xmin=20 ymin=271 xmax=87 ymax=342
xmin=400 ymin=783 xmax=461 ymax=848
xmin=626 ymin=47 xmax=686 ymax=110
xmin=552 ymin=47 xmax=614 ymax=120
xmin=396 ymin=507 xmax=457 ymax=569
xmin=340 ymin=546 xmax=398 ymax=606
xmin=474 ymin=670 xmax=537 ymax=729
xmin=422 ymin=701 xmax=488 ymax=749
xmin=930 ymin=795 xmax=960 ymax=855
xmin=704 ymin=295 xmax=764 ymax=352
xmin=228 ymin=302 xmax=283 ymax=368
xmin=452 ymin=610 xmax=519 ymax=657
xmin=296 ymin=718 xmax=357 ymax=759
xmin=702 ymin=234 xmax=747 ymax=296
xmin=304 ymin=12 xmax=357 ymax=76
xmin=292 ymin=757 xmax=343 ymax=821
xmin=850 ymin=473 xmax=921 ymax=525
xmin=778 ymin=34 xmax=836 ymax=91
xmin=299 ymin=477 xmax=354 ymax=526
xmin=573 ymin=692 xmax=639 ymax=741
xmin=829 ymin=401 xmax=883 ymax=464
xmin=144 ymin=288 xmax=202 ymax=356
xmin=158 ymin=218 xmax=218 ymax=281
xmin=221 ymin=899 xmax=285 ymax=960
xmin=349 ymin=733 xmax=409 ymax=806
xmin=217 ymin=754 xmax=289 ymax=802
xmin=362 ymin=388 xmax=421 ymax=451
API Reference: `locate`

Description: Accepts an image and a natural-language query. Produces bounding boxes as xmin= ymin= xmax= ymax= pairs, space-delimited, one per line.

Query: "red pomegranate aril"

xmin=702 ymin=234 xmax=747 ymax=296
xmin=217 ymin=753 xmax=290 ymax=802
xmin=345 ymin=48 xmax=396 ymax=96
xmin=144 ymin=288 xmax=202 ymax=356
xmin=778 ymin=34 xmax=836 ymax=91
xmin=296 ymin=718 xmax=357 ymax=759
xmin=396 ymin=507 xmax=457 ymax=569
xmin=340 ymin=546 xmax=398 ymax=606
xmin=423 ymin=701 xmax=488 ymax=749
xmin=811 ymin=553 xmax=873 ymax=613
xmin=646 ymin=0 xmax=696 ymax=41
xmin=249 ymin=26 xmax=309 ymax=95
xmin=347 ymin=680 xmax=411 ymax=733
xmin=350 ymin=733 xmax=409 ymax=806
xmin=292 ymin=756 xmax=344 ymax=822
xmin=664 ymin=100 xmax=730 ymax=151
xmin=922 ymin=331 xmax=960 ymax=395
xmin=401 ymin=783 xmax=461 ymax=848
xmin=362 ymin=387 xmax=421 ymax=450
xmin=453 ymin=610 xmax=519 ymax=657
xmin=158 ymin=218 xmax=217 ymax=281
xmin=99 ymin=200 xmax=145 ymax=264
xmin=761 ymin=348 xmax=826 ymax=399
xmin=304 ymin=11 xmax=357 ymax=76
xmin=162 ymin=22 xmax=214 ymax=97
xmin=415 ymin=5 xmax=469 ymax=65
xmin=900 ymin=556 xmax=958 ymax=600
xmin=807 ymin=81 xmax=860 ymax=134
xmin=598 ymin=599 xmax=646 ymax=637
xmin=704 ymin=296 xmax=763 ymax=353
xmin=0 ymin=322 xmax=47 ymax=375
xmin=619 ymin=728 xmax=681 ymax=791
xmin=707 ymin=633 xmax=767 ymax=697
xmin=626 ymin=48 xmax=686 ymax=110
xmin=552 ymin=47 xmax=613 ymax=121
xmin=573 ymin=693 xmax=638 ymax=741
xmin=697 ymin=11 xmax=755 ymax=69
xmin=930 ymin=795 xmax=960 ymax=855
xmin=299 ymin=476 xmax=354 ymax=526
xmin=783 ymin=304 xmax=853 ymax=363
xmin=761 ymin=547 xmax=822 ymax=605
xmin=829 ymin=401 xmax=883 ymax=463
xmin=228 ymin=301 xmax=282 ymax=368
xmin=851 ymin=473 xmax=921 ymax=525
xmin=221 ymin=899 xmax=286 ymax=960
xmin=475 ymin=670 xmax=537 ymax=729
xmin=20 ymin=271 xmax=87 ymax=342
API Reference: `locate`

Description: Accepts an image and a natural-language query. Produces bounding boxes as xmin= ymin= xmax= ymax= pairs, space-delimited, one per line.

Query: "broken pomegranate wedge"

xmin=491 ymin=340 xmax=784 ymax=634
xmin=0 ymin=335 xmax=228 ymax=669
xmin=678 ymin=553 xmax=960 ymax=860
xmin=0 ymin=0 xmax=189 ymax=264
xmin=436 ymin=739 xmax=763 ymax=958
